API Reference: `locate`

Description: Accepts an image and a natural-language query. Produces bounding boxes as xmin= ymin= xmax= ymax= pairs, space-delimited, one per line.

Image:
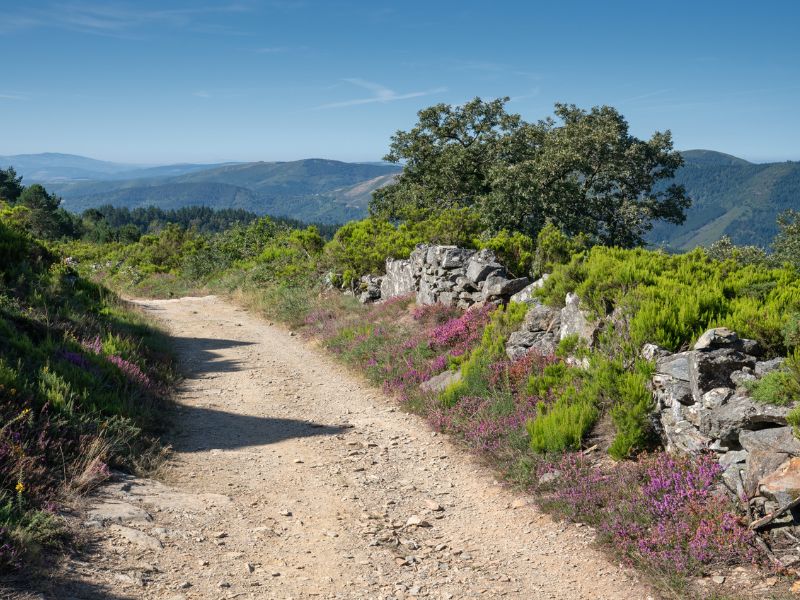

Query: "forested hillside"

xmin=648 ymin=150 xmax=800 ymax=249
xmin=45 ymin=159 xmax=401 ymax=223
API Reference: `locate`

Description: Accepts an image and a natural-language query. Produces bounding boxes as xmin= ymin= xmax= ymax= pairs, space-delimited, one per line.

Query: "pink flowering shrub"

xmin=318 ymin=295 xmax=496 ymax=407
xmin=536 ymin=452 xmax=758 ymax=575
xmin=106 ymin=355 xmax=154 ymax=389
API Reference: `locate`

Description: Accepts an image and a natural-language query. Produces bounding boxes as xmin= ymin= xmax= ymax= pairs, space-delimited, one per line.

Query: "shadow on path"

xmin=170 ymin=406 xmax=347 ymax=452
xmin=169 ymin=335 xmax=257 ymax=376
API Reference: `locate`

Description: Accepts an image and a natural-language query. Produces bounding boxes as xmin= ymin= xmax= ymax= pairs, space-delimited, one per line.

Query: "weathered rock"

xmin=454 ymin=276 xmax=478 ymax=292
xmin=756 ymin=358 xmax=785 ymax=376
xmin=437 ymin=291 xmax=457 ymax=307
xmin=522 ymin=304 xmax=560 ymax=333
xmin=425 ymin=245 xmax=456 ymax=268
xmin=483 ymin=276 xmax=531 ymax=298
xmin=693 ymin=327 xmax=740 ymax=350
xmin=440 ymin=247 xmax=475 ymax=269
xmin=689 ymin=348 xmax=756 ymax=403
xmin=719 ymin=450 xmax=749 ymax=467
xmin=381 ymin=258 xmax=416 ymax=300
xmin=740 ymin=427 xmax=800 ymax=455
xmin=358 ymin=274 xmax=383 ymax=304
xmin=758 ymin=456 xmax=800 ymax=502
xmin=559 ymin=293 xmax=598 ymax=345
xmin=660 ymin=414 xmax=713 ymax=454
xmin=642 ymin=343 xmax=671 ymax=362
xmin=87 ymin=499 xmax=152 ymax=525
xmin=652 ymin=374 xmax=693 ymax=407
xmin=420 ymin=370 xmax=461 ymax=393
xmin=701 ymin=387 xmax=733 ymax=409
xmin=509 ymin=274 xmax=549 ymax=305
xmin=731 ymin=368 xmax=757 ymax=387
xmin=417 ymin=278 xmax=437 ymax=305
xmin=696 ymin=394 xmax=789 ymax=443
xmin=505 ymin=331 xmax=558 ymax=360
xmin=465 ymin=250 xmax=504 ymax=283
xmin=656 ymin=352 xmax=691 ymax=382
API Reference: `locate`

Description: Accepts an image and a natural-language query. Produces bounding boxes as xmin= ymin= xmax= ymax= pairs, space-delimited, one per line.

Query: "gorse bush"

xmin=539 ymin=246 xmax=800 ymax=355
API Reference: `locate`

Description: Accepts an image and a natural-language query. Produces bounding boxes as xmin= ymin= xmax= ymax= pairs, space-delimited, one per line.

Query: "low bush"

xmin=0 ymin=220 xmax=174 ymax=570
xmin=536 ymin=452 xmax=758 ymax=577
xmin=538 ymin=246 xmax=800 ymax=355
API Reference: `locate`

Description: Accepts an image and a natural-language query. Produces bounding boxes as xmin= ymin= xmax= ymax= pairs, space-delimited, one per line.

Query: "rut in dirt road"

xmin=37 ymin=295 xmax=651 ymax=599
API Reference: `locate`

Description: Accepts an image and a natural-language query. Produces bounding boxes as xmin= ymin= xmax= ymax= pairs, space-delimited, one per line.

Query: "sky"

xmin=1 ymin=0 xmax=798 ymax=164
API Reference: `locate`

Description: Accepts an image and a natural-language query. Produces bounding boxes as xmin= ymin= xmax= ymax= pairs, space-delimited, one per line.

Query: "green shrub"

xmin=746 ymin=351 xmax=800 ymax=406
xmin=477 ymin=229 xmax=535 ymax=277
xmin=528 ymin=384 xmax=599 ymax=453
xmin=539 ymin=246 xmax=800 ymax=355
xmin=440 ymin=302 xmax=527 ymax=406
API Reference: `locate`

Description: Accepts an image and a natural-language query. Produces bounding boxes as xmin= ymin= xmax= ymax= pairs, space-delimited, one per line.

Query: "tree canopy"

xmin=371 ymin=98 xmax=691 ymax=248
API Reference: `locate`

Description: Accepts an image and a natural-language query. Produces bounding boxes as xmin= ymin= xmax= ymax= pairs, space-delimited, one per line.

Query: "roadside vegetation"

xmin=4 ymin=98 xmax=800 ymax=595
xmin=0 ymin=218 xmax=175 ymax=570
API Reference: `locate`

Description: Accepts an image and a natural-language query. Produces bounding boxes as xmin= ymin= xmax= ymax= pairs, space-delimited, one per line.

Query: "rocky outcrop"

xmin=376 ymin=245 xmax=531 ymax=309
xmin=358 ymin=274 xmax=383 ymax=304
xmin=651 ymin=327 xmax=800 ymax=515
xmin=559 ymin=293 xmax=599 ymax=346
xmin=380 ymin=259 xmax=415 ymax=299
xmin=506 ymin=302 xmax=561 ymax=360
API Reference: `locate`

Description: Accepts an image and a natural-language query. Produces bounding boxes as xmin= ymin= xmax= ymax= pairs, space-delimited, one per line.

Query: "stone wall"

xmin=649 ymin=328 xmax=797 ymax=511
xmin=362 ymin=244 xmax=532 ymax=309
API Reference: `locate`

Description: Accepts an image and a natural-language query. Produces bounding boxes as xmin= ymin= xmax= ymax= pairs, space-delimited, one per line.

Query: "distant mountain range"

xmin=2 ymin=151 xmax=798 ymax=247
xmin=0 ymin=153 xmax=401 ymax=224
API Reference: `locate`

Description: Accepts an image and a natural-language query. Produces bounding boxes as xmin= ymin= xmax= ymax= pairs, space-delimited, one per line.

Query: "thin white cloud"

xmin=312 ymin=78 xmax=446 ymax=110
xmin=0 ymin=93 xmax=25 ymax=100
xmin=620 ymin=89 xmax=672 ymax=103
xmin=0 ymin=2 xmax=253 ymax=38
xmin=255 ymin=46 xmax=292 ymax=53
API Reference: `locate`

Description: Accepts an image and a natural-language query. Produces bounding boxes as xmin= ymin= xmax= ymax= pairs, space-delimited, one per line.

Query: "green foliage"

xmin=539 ymin=245 xmax=800 ymax=355
xmin=0 ymin=219 xmax=175 ymax=569
xmin=532 ymin=222 xmax=590 ymax=277
xmin=440 ymin=302 xmax=527 ymax=407
xmin=773 ymin=209 xmax=800 ymax=270
xmin=324 ymin=209 xmax=483 ymax=281
xmin=373 ymin=98 xmax=689 ymax=247
xmin=0 ymin=167 xmax=23 ymax=203
xmin=608 ymin=367 xmax=656 ymax=459
xmin=477 ymin=229 xmax=535 ymax=277
xmin=746 ymin=351 xmax=800 ymax=406
xmin=528 ymin=385 xmax=599 ymax=453
xmin=705 ymin=235 xmax=770 ymax=267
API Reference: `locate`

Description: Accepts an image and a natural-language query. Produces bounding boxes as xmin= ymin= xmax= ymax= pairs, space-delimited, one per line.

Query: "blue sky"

xmin=1 ymin=0 xmax=798 ymax=164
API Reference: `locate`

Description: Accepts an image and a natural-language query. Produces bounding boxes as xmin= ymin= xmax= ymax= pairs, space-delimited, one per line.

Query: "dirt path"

xmin=16 ymin=295 xmax=651 ymax=599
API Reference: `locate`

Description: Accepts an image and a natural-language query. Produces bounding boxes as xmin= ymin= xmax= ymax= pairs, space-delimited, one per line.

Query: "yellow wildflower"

xmin=15 ymin=481 xmax=24 ymax=494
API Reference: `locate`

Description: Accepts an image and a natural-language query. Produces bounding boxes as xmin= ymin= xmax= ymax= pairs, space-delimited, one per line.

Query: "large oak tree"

xmin=371 ymin=98 xmax=690 ymax=248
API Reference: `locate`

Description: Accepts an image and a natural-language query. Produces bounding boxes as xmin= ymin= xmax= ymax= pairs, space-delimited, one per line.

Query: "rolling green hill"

xmin=6 ymin=151 xmax=798 ymax=243
xmin=47 ymin=158 xmax=400 ymax=223
xmin=647 ymin=150 xmax=800 ymax=249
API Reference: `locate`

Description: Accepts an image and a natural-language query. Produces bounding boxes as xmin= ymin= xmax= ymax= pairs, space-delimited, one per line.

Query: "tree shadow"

xmin=169 ymin=407 xmax=348 ymax=452
xmin=168 ymin=335 xmax=257 ymax=375
xmin=1 ymin=544 xmax=139 ymax=600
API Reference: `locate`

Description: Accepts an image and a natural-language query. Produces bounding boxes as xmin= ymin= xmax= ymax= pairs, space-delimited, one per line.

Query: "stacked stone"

xmin=377 ymin=244 xmax=530 ymax=309
xmin=651 ymin=327 xmax=800 ymax=515
xmin=505 ymin=287 xmax=598 ymax=361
